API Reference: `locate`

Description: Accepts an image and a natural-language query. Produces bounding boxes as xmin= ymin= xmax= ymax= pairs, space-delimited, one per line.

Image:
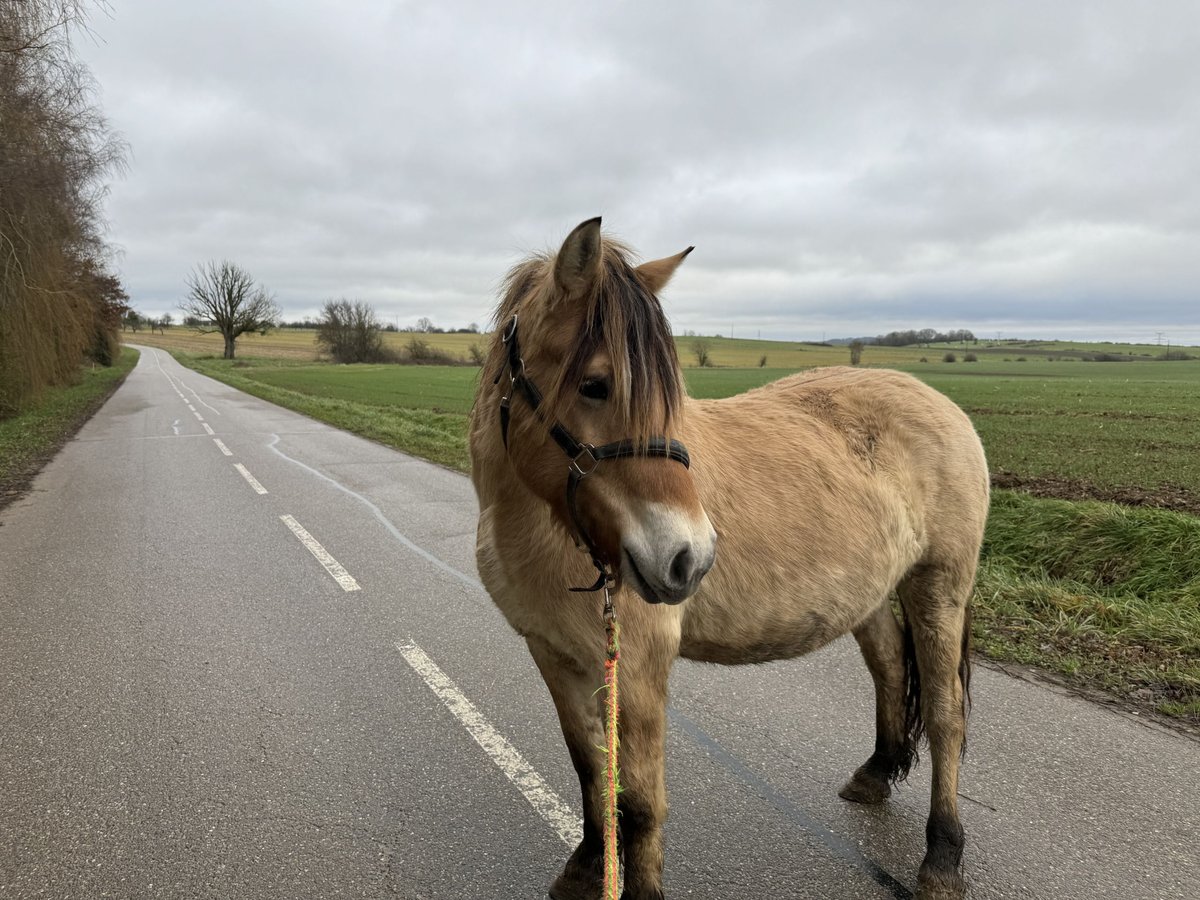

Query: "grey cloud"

xmin=81 ymin=1 xmax=1200 ymax=342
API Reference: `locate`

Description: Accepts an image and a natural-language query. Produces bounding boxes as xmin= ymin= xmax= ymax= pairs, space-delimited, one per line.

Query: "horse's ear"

xmin=554 ymin=217 xmax=603 ymax=300
xmin=635 ymin=246 xmax=694 ymax=295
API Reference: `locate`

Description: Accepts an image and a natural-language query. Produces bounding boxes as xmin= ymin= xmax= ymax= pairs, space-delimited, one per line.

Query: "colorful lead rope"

xmin=602 ymin=595 xmax=621 ymax=900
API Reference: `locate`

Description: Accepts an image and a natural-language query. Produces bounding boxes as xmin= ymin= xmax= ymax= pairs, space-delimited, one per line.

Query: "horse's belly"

xmin=676 ymin=556 xmax=902 ymax=672
xmin=679 ymin=606 xmax=853 ymax=664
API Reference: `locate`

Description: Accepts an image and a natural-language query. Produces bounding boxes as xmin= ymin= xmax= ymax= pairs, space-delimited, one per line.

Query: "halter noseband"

xmin=494 ymin=314 xmax=691 ymax=593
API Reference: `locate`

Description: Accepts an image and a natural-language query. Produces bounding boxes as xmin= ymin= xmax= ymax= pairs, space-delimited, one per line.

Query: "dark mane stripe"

xmin=488 ymin=239 xmax=683 ymax=446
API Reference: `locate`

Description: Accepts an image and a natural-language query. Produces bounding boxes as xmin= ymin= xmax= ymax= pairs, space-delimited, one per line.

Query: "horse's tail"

xmin=898 ymin=604 xmax=972 ymax=781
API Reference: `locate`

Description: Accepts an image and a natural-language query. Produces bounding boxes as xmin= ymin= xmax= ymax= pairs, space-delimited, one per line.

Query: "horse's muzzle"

xmin=621 ymin=508 xmax=717 ymax=605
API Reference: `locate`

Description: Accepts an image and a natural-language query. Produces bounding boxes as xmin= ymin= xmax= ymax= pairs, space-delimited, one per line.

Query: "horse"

xmin=469 ymin=217 xmax=989 ymax=900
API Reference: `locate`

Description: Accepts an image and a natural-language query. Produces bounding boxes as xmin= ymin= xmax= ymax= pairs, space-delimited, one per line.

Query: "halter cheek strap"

xmin=494 ymin=314 xmax=691 ymax=592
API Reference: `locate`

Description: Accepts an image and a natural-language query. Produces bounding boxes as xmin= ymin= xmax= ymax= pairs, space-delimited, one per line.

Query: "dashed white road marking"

xmin=186 ymin=403 xmax=195 ymax=411
xmin=181 ymin=381 xmax=221 ymax=415
xmin=213 ymin=438 xmax=233 ymax=456
xmin=193 ymin=411 xmax=205 ymax=422
xmin=151 ymin=350 xmax=187 ymax=399
xmin=233 ymin=463 xmax=268 ymax=495
xmin=267 ymin=434 xmax=485 ymax=593
xmin=267 ymin=434 xmax=580 ymax=847
xmin=202 ymin=423 xmax=215 ymax=435
xmin=279 ymin=515 xmax=360 ymax=591
xmin=396 ymin=639 xmax=580 ymax=848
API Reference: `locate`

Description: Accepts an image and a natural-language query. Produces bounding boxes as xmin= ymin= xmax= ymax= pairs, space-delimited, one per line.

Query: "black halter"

xmin=494 ymin=314 xmax=691 ymax=593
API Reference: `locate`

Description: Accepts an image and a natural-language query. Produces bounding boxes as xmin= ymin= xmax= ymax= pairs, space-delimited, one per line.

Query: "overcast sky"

xmin=79 ymin=1 xmax=1200 ymax=343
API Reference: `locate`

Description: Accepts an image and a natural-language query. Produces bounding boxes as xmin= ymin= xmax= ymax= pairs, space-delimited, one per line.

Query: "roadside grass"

xmin=978 ymin=492 xmax=1200 ymax=719
xmin=173 ymin=352 xmax=1200 ymax=725
xmin=183 ymin=356 xmax=471 ymax=471
xmin=0 ymin=347 xmax=140 ymax=507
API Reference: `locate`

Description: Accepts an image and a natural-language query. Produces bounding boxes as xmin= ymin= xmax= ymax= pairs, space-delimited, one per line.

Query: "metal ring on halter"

xmin=502 ymin=314 xmax=519 ymax=343
xmin=569 ymin=444 xmax=600 ymax=478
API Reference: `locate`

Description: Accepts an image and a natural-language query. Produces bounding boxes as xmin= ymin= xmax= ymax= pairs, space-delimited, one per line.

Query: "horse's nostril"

xmin=669 ymin=546 xmax=693 ymax=587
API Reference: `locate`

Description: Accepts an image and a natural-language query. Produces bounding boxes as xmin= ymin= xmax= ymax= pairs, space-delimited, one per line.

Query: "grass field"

xmin=164 ymin=343 xmax=1200 ymax=725
xmin=130 ymin=325 xmax=1196 ymax=368
xmin=1 ymin=348 xmax=139 ymax=508
xmin=129 ymin=327 xmax=489 ymax=363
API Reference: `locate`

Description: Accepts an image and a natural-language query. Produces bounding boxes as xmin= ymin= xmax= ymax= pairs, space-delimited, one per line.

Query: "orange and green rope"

xmin=602 ymin=612 xmax=622 ymax=899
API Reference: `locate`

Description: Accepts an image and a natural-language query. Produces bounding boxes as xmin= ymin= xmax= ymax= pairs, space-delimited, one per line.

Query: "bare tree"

xmin=316 ymin=298 xmax=388 ymax=363
xmin=181 ymin=261 xmax=280 ymax=359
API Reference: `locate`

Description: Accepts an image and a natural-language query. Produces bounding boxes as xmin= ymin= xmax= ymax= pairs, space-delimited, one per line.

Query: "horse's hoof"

xmin=549 ymin=873 xmax=601 ymax=900
xmin=838 ymin=768 xmax=892 ymax=804
xmin=915 ymin=865 xmax=967 ymax=899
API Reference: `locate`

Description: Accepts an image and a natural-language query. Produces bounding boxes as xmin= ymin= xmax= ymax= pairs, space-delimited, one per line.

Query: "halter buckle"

xmin=570 ymin=444 xmax=600 ymax=478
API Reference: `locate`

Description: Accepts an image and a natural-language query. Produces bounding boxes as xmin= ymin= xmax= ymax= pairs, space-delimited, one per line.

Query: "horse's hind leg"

xmin=898 ymin=562 xmax=974 ymax=900
xmin=527 ymin=635 xmax=606 ymax=900
xmin=839 ymin=602 xmax=910 ymax=805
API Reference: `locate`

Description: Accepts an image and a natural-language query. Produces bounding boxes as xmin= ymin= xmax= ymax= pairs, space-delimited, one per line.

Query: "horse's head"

xmin=487 ymin=217 xmax=716 ymax=604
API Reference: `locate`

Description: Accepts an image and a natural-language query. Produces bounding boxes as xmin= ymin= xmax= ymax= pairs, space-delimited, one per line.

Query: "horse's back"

xmin=742 ymin=365 xmax=984 ymax=478
xmin=691 ymin=364 xmax=989 ymax=565
xmin=774 ymin=365 xmax=989 ymax=559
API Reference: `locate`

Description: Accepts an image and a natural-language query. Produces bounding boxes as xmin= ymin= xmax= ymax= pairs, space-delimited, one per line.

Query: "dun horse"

xmin=469 ymin=218 xmax=989 ymax=900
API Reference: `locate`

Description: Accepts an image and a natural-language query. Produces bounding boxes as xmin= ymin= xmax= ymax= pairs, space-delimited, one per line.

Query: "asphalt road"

xmin=1 ymin=347 xmax=1197 ymax=900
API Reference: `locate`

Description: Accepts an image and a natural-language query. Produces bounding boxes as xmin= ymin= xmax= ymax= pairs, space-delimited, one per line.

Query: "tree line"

xmin=0 ymin=1 xmax=129 ymax=417
xmin=869 ymin=328 xmax=977 ymax=347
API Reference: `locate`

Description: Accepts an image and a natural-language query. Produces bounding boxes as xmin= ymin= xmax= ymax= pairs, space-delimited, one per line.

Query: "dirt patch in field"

xmin=991 ymin=470 xmax=1200 ymax=517
xmin=968 ymin=405 xmax=1172 ymax=421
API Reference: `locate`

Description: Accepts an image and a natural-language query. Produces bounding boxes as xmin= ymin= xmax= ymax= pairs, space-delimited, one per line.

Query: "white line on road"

xmin=193 ymin=411 xmax=205 ymax=422
xmin=213 ymin=438 xmax=233 ymax=456
xmin=396 ymin=639 xmax=580 ymax=848
xmin=186 ymin=404 xmax=195 ymax=411
xmin=233 ymin=463 xmax=268 ymax=495
xmin=279 ymin=515 xmax=361 ymax=591
xmin=202 ymin=423 xmax=215 ymax=435
xmin=267 ymin=434 xmax=485 ymax=593
xmin=151 ymin=350 xmax=187 ymax=399
xmin=181 ymin=381 xmax=221 ymax=415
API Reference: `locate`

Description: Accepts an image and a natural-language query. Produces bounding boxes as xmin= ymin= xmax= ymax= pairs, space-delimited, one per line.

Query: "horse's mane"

xmin=490 ymin=238 xmax=683 ymax=445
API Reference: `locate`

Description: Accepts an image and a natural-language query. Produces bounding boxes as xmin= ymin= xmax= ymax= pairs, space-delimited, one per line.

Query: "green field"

xmin=170 ymin=347 xmax=1200 ymax=725
xmin=181 ymin=354 xmax=1200 ymax=493
xmin=129 ymin=324 xmax=1194 ymax=370
xmin=908 ymin=360 xmax=1200 ymax=490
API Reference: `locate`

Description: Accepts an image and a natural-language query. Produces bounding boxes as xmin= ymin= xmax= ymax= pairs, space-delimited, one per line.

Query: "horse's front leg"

xmin=527 ymin=635 xmax=606 ymax=900
xmin=615 ymin=627 xmax=675 ymax=900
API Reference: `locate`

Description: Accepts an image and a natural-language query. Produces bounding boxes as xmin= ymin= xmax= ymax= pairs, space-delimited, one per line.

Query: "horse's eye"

xmin=579 ymin=378 xmax=610 ymax=402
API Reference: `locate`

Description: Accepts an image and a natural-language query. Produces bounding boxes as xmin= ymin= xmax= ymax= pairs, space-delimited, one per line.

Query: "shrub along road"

xmin=1 ymin=347 xmax=1197 ymax=899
